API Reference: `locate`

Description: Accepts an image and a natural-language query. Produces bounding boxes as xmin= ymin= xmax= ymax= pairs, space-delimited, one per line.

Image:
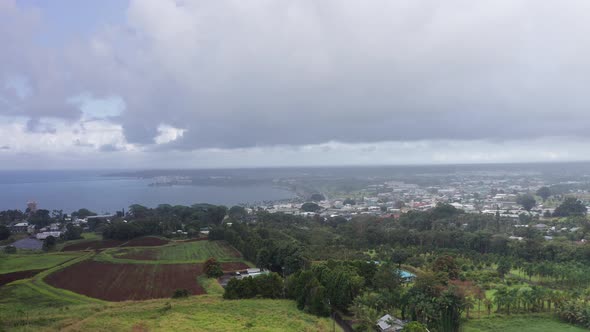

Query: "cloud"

xmin=2 ymin=1 xmax=590 ymax=167
xmin=68 ymin=94 xmax=125 ymax=119
xmin=26 ymin=118 xmax=56 ymax=134
xmin=99 ymin=143 xmax=122 ymax=152
xmin=154 ymin=124 xmax=185 ymax=145
xmin=0 ymin=116 xmax=134 ymax=154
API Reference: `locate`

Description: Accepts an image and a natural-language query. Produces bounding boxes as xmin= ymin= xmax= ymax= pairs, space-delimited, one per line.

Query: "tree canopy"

xmin=553 ymin=197 xmax=587 ymax=217
xmin=536 ymin=186 xmax=552 ymax=201
xmin=516 ymin=194 xmax=536 ymax=212
xmin=0 ymin=225 xmax=11 ymax=241
xmin=301 ymin=202 xmax=321 ymax=212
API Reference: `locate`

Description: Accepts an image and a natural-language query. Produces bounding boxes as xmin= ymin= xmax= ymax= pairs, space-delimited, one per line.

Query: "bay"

xmin=0 ymin=170 xmax=294 ymax=214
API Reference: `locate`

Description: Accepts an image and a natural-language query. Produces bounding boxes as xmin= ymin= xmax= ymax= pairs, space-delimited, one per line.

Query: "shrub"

xmin=171 ymin=289 xmax=189 ymax=298
xmin=0 ymin=225 xmax=11 ymax=241
xmin=224 ymin=273 xmax=284 ymax=300
xmin=204 ymin=257 xmax=224 ymax=278
xmin=3 ymin=245 xmax=16 ymax=254
xmin=42 ymin=236 xmax=57 ymax=252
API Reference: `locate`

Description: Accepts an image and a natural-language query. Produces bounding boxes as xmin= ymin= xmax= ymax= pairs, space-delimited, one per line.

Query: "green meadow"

xmin=463 ymin=316 xmax=588 ymax=332
xmin=0 ymin=278 xmax=337 ymax=331
xmin=0 ymin=252 xmax=83 ymax=274
xmin=96 ymin=240 xmax=245 ymax=264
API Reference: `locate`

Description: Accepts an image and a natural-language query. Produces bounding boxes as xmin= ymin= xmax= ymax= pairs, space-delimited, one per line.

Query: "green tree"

xmin=255 ymin=247 xmax=272 ymax=269
xmin=553 ymin=197 xmax=587 ymax=217
xmin=392 ymin=249 xmax=411 ymax=268
xmin=204 ymin=257 xmax=223 ymax=278
xmin=29 ymin=209 xmax=52 ymax=228
xmin=42 ymin=235 xmax=57 ymax=251
xmin=171 ymin=289 xmax=189 ymax=298
xmin=536 ymin=187 xmax=551 ymax=202
xmin=310 ymin=193 xmax=325 ymax=202
xmin=102 ymin=221 xmax=141 ymax=240
xmin=437 ymin=287 xmax=465 ymax=332
xmin=72 ymin=208 xmax=97 ymax=219
xmin=432 ymin=255 xmax=460 ymax=280
xmin=516 ymin=194 xmax=536 ymax=212
xmin=374 ymin=265 xmax=403 ymax=293
xmin=350 ymin=295 xmax=380 ymax=331
xmin=0 ymin=225 xmax=11 ymax=240
xmin=128 ymin=204 xmax=151 ymax=219
xmin=3 ymin=245 xmax=16 ymax=254
xmin=228 ymin=205 xmax=247 ymax=220
xmin=343 ymin=198 xmax=356 ymax=206
xmin=63 ymin=224 xmax=83 ymax=241
xmin=402 ymin=321 xmax=428 ymax=332
xmin=301 ymin=202 xmax=321 ymax=212
xmin=497 ymin=260 xmax=512 ymax=279
xmin=256 ymin=273 xmax=284 ymax=299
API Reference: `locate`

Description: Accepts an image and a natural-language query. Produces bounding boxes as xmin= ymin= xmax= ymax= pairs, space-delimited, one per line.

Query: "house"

xmin=10 ymin=222 xmax=29 ymax=233
xmin=200 ymin=227 xmax=210 ymax=236
xmin=534 ymin=223 xmax=548 ymax=230
xmin=376 ymin=314 xmax=405 ymax=332
xmin=245 ymin=268 xmax=267 ymax=277
xmin=233 ymin=268 xmax=269 ymax=281
xmin=36 ymin=231 xmax=61 ymax=240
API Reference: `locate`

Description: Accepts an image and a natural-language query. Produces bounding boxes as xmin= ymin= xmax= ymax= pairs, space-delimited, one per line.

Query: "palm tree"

xmin=494 ymin=287 xmax=508 ymax=313
xmin=506 ymin=288 xmax=519 ymax=315
xmin=484 ymin=298 xmax=493 ymax=317
xmin=464 ymin=297 xmax=475 ymax=319
xmin=582 ymin=287 xmax=590 ymax=305
xmin=521 ymin=287 xmax=535 ymax=313
xmin=476 ymin=291 xmax=486 ymax=318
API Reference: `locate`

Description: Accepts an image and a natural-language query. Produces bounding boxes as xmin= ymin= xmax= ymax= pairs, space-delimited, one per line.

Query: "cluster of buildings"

xmin=259 ymin=173 xmax=590 ymax=223
xmin=8 ymin=215 xmax=114 ymax=241
xmin=9 ymin=221 xmax=62 ymax=240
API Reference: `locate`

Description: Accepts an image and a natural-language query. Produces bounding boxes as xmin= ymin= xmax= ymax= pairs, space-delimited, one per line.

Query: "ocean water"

xmin=0 ymin=170 xmax=294 ymax=214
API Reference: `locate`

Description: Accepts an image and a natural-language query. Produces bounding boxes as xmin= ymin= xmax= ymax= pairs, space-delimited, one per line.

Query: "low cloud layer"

xmin=2 ymin=0 xmax=590 ymax=167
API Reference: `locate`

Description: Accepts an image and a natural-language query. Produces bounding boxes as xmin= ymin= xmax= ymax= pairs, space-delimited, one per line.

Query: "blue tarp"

xmin=398 ymin=270 xmax=416 ymax=279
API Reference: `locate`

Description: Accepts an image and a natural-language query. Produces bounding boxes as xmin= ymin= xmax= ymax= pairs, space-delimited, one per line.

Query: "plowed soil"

xmin=45 ymin=260 xmax=205 ymax=301
xmin=0 ymin=269 xmax=44 ymax=286
xmin=62 ymin=240 xmax=124 ymax=251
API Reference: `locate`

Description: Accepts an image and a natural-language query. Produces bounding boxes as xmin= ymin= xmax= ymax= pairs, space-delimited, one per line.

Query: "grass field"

xmin=0 ymin=278 xmax=338 ymax=331
xmin=0 ymin=240 xmax=337 ymax=331
xmin=0 ymin=252 xmax=83 ymax=274
xmin=155 ymin=241 xmax=241 ymax=262
xmin=55 ymin=232 xmax=102 ymax=250
xmin=96 ymin=241 xmax=245 ymax=264
xmin=463 ymin=316 xmax=586 ymax=332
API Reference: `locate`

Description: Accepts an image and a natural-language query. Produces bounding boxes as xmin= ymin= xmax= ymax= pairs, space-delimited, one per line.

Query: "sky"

xmin=2 ymin=0 xmax=590 ymax=169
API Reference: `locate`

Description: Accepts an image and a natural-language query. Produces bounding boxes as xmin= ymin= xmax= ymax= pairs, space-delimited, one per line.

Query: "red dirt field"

xmin=45 ymin=260 xmax=205 ymax=301
xmin=220 ymin=262 xmax=249 ymax=271
xmin=62 ymin=240 xmax=124 ymax=252
xmin=0 ymin=269 xmax=44 ymax=286
xmin=120 ymin=236 xmax=169 ymax=247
